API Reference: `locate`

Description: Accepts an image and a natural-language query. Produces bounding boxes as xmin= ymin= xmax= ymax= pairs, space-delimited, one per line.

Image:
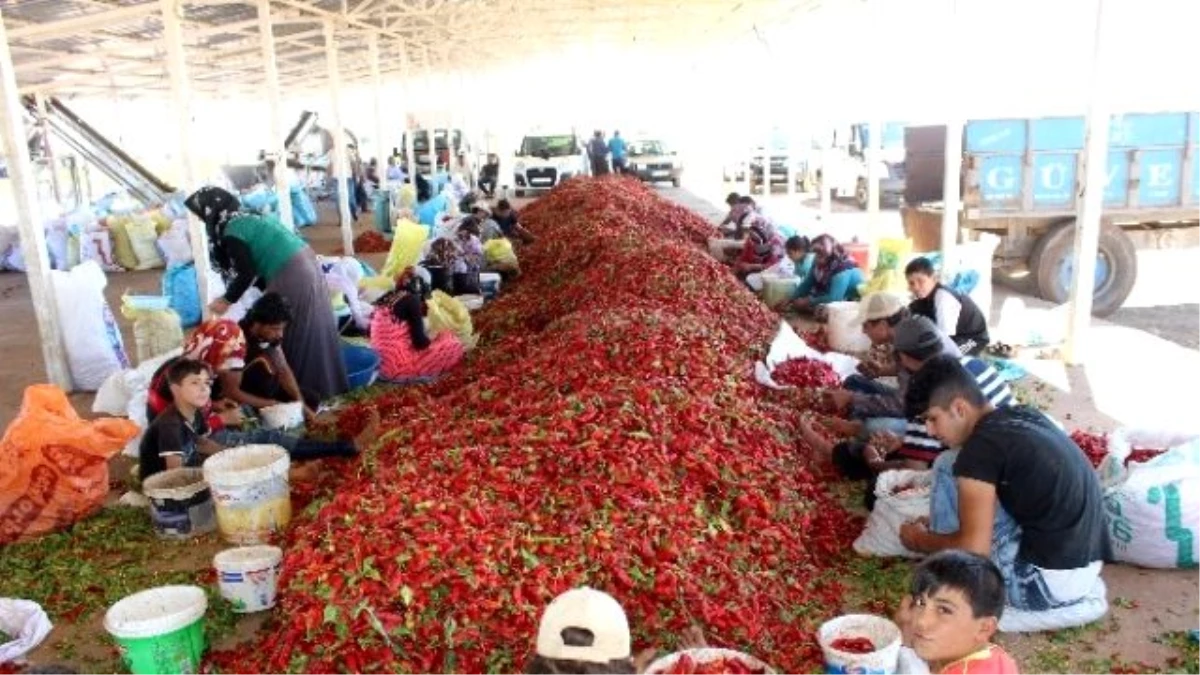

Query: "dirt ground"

xmin=1 ymin=187 xmax=1196 ymax=673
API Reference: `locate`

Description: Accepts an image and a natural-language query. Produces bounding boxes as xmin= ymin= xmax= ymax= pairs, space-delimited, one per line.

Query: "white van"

xmin=512 ymin=131 xmax=587 ymax=196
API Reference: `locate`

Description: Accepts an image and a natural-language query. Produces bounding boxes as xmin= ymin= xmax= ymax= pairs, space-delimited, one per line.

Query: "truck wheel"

xmin=671 ymin=177 xmax=681 ymax=187
xmin=855 ymin=178 xmax=868 ymax=210
xmin=515 ymin=189 xmax=525 ymax=198
xmin=1032 ymin=220 xmax=1138 ymax=317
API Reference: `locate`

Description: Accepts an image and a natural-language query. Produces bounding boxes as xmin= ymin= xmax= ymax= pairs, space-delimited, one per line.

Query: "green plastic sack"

xmin=863 ymin=237 xmax=913 ymax=295
xmin=126 ymin=216 xmax=165 ymax=270
xmin=382 ymin=219 xmax=429 ymax=279
xmin=483 ymin=238 xmax=519 ymax=272
xmin=106 ymin=217 xmax=140 ymax=271
xmin=426 ymin=290 xmax=477 ymax=350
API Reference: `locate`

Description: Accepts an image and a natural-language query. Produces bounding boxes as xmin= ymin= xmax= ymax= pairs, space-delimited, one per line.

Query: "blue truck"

xmin=903 ymin=111 xmax=1199 ymax=315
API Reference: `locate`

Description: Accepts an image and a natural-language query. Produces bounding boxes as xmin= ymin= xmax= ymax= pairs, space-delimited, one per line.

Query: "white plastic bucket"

xmin=202 ymin=444 xmax=292 ymax=545
xmin=458 ymin=294 xmax=485 ymax=311
xmin=213 ymin=545 xmax=284 ymax=613
xmin=762 ymin=276 xmax=802 ymax=307
xmin=260 ymin=401 xmax=304 ymax=430
xmin=104 ymin=585 xmax=207 ymax=674
xmin=141 ymin=468 xmax=216 ymax=539
xmin=479 ymin=272 xmax=501 ymax=299
xmin=818 ymin=614 xmax=902 ymax=674
xmin=646 ymin=648 xmax=775 ymax=674
xmin=826 ymin=301 xmax=872 ymax=354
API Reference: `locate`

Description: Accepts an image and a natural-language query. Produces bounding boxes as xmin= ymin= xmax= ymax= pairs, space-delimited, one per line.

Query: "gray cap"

xmin=892 ymin=315 xmax=944 ymax=355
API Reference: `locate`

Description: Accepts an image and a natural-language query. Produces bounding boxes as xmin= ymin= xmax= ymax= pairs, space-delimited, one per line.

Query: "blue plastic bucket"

xmin=342 ymin=342 xmax=381 ymax=390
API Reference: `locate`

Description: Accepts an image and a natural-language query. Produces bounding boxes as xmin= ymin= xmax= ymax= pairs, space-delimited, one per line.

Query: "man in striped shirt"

xmin=860 ymin=316 xmax=1014 ymax=473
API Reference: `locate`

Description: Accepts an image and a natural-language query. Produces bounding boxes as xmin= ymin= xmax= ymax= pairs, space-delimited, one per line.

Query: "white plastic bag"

xmin=759 ymin=320 xmax=861 ymax=387
xmin=50 ymin=261 xmax=130 ymax=390
xmin=853 ymin=470 xmax=933 ymax=558
xmin=999 ymin=577 xmax=1109 ymax=633
xmin=157 ymin=220 xmax=193 ymax=265
xmin=827 ymin=301 xmax=872 ymax=354
xmin=93 ymin=370 xmax=133 ymax=416
xmin=225 ymin=286 xmax=263 ymax=324
xmin=1101 ymin=428 xmax=1200 ymax=569
xmin=0 ymin=598 xmax=53 ymax=663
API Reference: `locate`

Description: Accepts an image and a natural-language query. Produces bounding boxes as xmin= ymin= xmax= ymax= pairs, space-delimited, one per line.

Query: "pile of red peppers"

xmin=206 ymin=177 xmax=868 ymax=673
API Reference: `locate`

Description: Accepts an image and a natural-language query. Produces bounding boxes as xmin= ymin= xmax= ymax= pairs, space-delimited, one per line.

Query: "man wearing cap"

xmin=467 ymin=203 xmax=505 ymax=243
xmin=803 ymin=315 xmax=961 ymax=509
xmin=527 ymin=587 xmax=708 ymax=674
xmin=841 ymin=293 xmax=910 ymax=396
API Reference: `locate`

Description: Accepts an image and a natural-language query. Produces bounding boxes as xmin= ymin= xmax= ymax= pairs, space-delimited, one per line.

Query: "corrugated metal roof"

xmin=2 ymin=0 xmax=821 ymax=95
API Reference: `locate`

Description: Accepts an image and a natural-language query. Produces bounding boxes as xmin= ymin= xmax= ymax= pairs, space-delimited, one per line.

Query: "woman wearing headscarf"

xmin=780 ymin=233 xmax=866 ymax=314
xmin=184 ymin=186 xmax=349 ymax=401
xmin=370 ymin=267 xmax=465 ymax=382
xmin=731 ymin=212 xmax=785 ymax=281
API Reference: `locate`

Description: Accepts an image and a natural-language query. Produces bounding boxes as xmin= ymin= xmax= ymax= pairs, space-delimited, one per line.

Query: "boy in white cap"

xmin=527 ymin=587 xmax=705 ymax=674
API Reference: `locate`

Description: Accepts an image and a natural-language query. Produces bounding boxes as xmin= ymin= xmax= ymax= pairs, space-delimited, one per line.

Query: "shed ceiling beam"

xmin=5 ymin=3 xmax=160 ymax=42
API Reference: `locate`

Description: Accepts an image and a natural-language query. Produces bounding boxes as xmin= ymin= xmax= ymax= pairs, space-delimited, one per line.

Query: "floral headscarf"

xmin=185 ymin=186 xmax=246 ymax=276
xmin=810 ymin=234 xmax=859 ymax=294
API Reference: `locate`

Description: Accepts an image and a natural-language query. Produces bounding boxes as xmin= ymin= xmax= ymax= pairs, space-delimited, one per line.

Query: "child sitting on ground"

xmin=895 ymin=550 xmax=1019 ymax=674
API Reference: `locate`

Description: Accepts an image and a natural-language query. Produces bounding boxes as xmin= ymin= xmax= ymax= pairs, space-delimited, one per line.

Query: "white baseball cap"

xmin=535 ymin=587 xmax=631 ymax=664
xmin=858 ymin=292 xmax=907 ymax=324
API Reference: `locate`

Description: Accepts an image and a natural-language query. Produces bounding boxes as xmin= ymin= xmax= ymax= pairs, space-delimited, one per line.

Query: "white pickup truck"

xmin=512 ymin=132 xmax=588 ymax=196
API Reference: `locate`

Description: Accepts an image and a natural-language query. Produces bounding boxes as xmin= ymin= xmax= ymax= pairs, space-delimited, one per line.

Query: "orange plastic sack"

xmin=0 ymin=385 xmax=138 ymax=545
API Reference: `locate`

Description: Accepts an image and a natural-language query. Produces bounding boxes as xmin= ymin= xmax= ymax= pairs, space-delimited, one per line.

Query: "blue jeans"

xmin=929 ymin=451 xmax=1065 ymax=611
xmin=211 ymin=428 xmax=356 ymax=462
xmin=842 ymin=374 xmax=897 ymax=397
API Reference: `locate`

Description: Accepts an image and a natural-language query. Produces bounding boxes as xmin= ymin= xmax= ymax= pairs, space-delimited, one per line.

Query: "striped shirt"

xmin=896 ymin=357 xmax=1015 ymax=463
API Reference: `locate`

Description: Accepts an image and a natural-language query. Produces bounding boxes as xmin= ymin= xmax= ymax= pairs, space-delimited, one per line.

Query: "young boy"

xmin=896 ymin=550 xmax=1019 ymax=674
xmin=138 ymin=359 xmax=223 ymax=483
xmin=139 ymin=358 xmax=376 ymax=484
xmin=905 ymin=257 xmax=989 ymax=356
xmin=784 ymin=235 xmax=814 ymax=281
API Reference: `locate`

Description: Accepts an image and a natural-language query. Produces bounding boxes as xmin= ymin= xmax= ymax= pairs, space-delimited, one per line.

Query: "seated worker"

xmin=799 ymin=316 xmax=961 ymax=504
xmin=899 ymin=356 xmax=1109 ymax=628
xmin=371 ymin=267 xmax=465 ymax=382
xmin=835 ymin=321 xmax=1017 ymax=508
xmin=747 ymin=235 xmax=811 ymax=294
xmin=718 ymin=192 xmax=742 ymax=236
xmin=414 ymin=174 xmax=449 ymax=231
xmin=895 ymin=550 xmax=1020 ymax=674
xmin=841 ymin=293 xmax=908 ymax=396
xmin=139 ymin=359 xmax=374 ymax=483
xmin=906 ymin=257 xmax=990 ymax=356
xmin=478 ymin=154 xmax=500 ymax=198
xmin=731 ymin=214 xmax=784 ymax=282
xmin=527 ymin=587 xmax=710 ymax=675
xmin=467 ymin=203 xmax=505 ymax=243
xmin=779 ymin=234 xmax=865 ymax=315
xmin=494 ymin=199 xmax=535 ymax=244
xmin=168 ymin=293 xmax=320 ymax=420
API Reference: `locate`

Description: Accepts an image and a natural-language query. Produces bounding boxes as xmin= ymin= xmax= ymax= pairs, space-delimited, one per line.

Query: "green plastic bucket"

xmin=104 ymin=585 xmax=208 ymax=674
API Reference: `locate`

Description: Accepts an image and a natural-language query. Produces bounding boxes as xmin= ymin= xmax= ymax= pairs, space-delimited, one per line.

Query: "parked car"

xmin=626 ymin=139 xmax=682 ymax=186
xmin=512 ymin=131 xmax=587 ymax=196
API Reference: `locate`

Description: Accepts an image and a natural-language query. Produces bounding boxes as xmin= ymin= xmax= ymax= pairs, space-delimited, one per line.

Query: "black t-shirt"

xmin=138 ymin=406 xmax=210 ymax=482
xmin=494 ymin=212 xmax=519 ymax=237
xmin=954 ymin=405 xmax=1107 ymax=570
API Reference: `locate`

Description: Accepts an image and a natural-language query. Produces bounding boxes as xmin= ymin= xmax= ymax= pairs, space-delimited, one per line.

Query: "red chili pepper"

xmin=204 ymin=177 xmax=867 ymax=675
xmin=829 ymin=636 xmax=876 ymax=654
